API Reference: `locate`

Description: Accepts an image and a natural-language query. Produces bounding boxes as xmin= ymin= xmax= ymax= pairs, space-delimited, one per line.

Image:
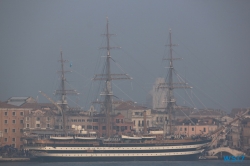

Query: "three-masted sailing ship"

xmin=24 ymin=19 xmax=249 ymax=162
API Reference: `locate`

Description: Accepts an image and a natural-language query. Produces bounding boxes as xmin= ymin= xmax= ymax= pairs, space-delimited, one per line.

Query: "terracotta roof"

xmin=115 ymin=101 xmax=147 ymax=110
xmin=6 ymin=97 xmax=36 ymax=106
xmin=30 ymin=109 xmax=57 ymax=116
xmin=151 ymin=110 xmax=166 ymax=114
xmin=175 ymin=109 xmax=193 ymax=116
xmin=21 ymin=103 xmax=57 ymax=110
xmin=0 ymin=101 xmax=19 ymax=108
xmin=175 ymin=117 xmax=219 ymax=125
xmin=230 ymin=108 xmax=249 ymax=117
xmin=190 ymin=110 xmax=222 ymax=116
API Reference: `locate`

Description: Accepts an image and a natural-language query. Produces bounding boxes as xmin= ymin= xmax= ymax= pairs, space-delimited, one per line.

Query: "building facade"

xmin=0 ymin=101 xmax=32 ymax=149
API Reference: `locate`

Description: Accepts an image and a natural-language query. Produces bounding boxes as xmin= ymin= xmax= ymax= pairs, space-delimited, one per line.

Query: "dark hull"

xmin=31 ymin=153 xmax=200 ymax=162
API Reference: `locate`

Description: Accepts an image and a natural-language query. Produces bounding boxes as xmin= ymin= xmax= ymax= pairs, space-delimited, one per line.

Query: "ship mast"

xmin=93 ymin=18 xmax=131 ymax=138
xmin=56 ymin=50 xmax=78 ymax=110
xmin=55 ymin=50 xmax=78 ymax=134
xmin=158 ymin=29 xmax=192 ymax=137
xmin=167 ymin=29 xmax=175 ymax=136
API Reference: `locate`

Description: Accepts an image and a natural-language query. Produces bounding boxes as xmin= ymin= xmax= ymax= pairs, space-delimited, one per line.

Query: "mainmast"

xmin=158 ymin=29 xmax=192 ymax=137
xmin=93 ymin=18 xmax=131 ymax=138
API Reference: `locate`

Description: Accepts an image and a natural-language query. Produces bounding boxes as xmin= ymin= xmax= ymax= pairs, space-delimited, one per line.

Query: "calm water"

xmin=1 ymin=161 xmax=250 ymax=166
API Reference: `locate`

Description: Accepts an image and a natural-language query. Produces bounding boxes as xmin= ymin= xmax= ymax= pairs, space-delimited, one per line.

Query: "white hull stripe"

xmin=34 ymin=150 xmax=204 ymax=157
xmin=29 ymin=143 xmax=208 ymax=151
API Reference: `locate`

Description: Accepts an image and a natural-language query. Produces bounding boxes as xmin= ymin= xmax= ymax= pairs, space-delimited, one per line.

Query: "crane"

xmin=39 ymin=91 xmax=67 ymax=135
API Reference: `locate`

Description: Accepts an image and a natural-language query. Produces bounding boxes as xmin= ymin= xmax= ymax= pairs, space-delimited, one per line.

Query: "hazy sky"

xmin=0 ymin=0 xmax=250 ymax=112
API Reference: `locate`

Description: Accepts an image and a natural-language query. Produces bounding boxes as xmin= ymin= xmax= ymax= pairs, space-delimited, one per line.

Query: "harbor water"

xmin=1 ymin=160 xmax=250 ymax=166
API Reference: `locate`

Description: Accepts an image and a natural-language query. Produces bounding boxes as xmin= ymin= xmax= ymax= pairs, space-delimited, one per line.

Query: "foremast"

xmin=93 ymin=18 xmax=131 ymax=138
xmin=55 ymin=50 xmax=78 ymax=134
xmin=56 ymin=50 xmax=78 ymax=108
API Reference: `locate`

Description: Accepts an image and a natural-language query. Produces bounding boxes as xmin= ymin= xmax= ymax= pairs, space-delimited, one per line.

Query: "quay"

xmin=0 ymin=157 xmax=30 ymax=162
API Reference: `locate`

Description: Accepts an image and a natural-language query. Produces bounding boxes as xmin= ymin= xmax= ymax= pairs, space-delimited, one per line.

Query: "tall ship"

xmin=24 ymin=19 xmax=249 ymax=162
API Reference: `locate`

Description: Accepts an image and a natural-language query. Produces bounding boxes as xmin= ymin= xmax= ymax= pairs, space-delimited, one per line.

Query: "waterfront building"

xmin=0 ymin=101 xmax=32 ymax=149
xmin=114 ymin=101 xmax=153 ymax=133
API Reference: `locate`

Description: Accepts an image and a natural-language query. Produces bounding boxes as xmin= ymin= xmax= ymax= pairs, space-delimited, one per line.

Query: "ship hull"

xmin=31 ymin=152 xmax=201 ymax=162
xmin=26 ymin=137 xmax=210 ymax=162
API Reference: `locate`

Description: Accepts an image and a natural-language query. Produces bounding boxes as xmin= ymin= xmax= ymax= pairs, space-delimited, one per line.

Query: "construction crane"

xmin=39 ymin=91 xmax=67 ymax=135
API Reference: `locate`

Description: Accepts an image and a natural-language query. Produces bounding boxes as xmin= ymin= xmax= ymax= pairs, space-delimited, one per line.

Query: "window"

xmin=4 ymin=138 xmax=7 ymax=142
xmin=12 ymin=129 xmax=16 ymax=133
xmin=36 ymin=124 xmax=40 ymax=128
xmin=20 ymin=112 xmax=24 ymax=116
xmin=87 ymin=125 xmax=92 ymax=129
xmin=4 ymin=120 xmax=8 ymax=124
xmin=142 ymin=120 xmax=144 ymax=126
xmin=36 ymin=117 xmax=40 ymax=121
xmin=93 ymin=119 xmax=98 ymax=122
xmin=125 ymin=126 xmax=127 ymax=130
xmin=93 ymin=126 xmax=98 ymax=130
xmin=26 ymin=117 xmax=29 ymax=121
xmin=192 ymin=128 xmax=194 ymax=131
xmin=4 ymin=112 xmax=7 ymax=116
xmin=12 ymin=138 xmax=15 ymax=142
xmin=12 ymin=120 xmax=16 ymax=124
xmin=78 ymin=119 xmax=81 ymax=122
xmin=71 ymin=119 xmax=73 ymax=122
xmin=82 ymin=119 xmax=85 ymax=122
xmin=47 ymin=117 xmax=50 ymax=121
xmin=81 ymin=125 xmax=85 ymax=129
xmin=55 ymin=125 xmax=59 ymax=129
xmin=121 ymin=126 xmax=125 ymax=131
xmin=47 ymin=124 xmax=50 ymax=128
xmin=12 ymin=112 xmax=16 ymax=116
xmin=156 ymin=117 xmax=159 ymax=122
xmin=74 ymin=119 xmax=77 ymax=122
xmin=121 ymin=119 xmax=123 ymax=123
xmin=26 ymin=124 xmax=30 ymax=128
xmin=138 ymin=121 xmax=141 ymax=126
xmin=20 ymin=120 xmax=23 ymax=124
xmin=203 ymin=128 xmax=206 ymax=132
xmin=102 ymin=126 xmax=106 ymax=130
xmin=4 ymin=129 xmax=8 ymax=133
xmin=134 ymin=120 xmax=135 ymax=126
xmin=184 ymin=128 xmax=187 ymax=131
xmin=116 ymin=119 xmax=120 ymax=123
xmin=87 ymin=119 xmax=92 ymax=122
